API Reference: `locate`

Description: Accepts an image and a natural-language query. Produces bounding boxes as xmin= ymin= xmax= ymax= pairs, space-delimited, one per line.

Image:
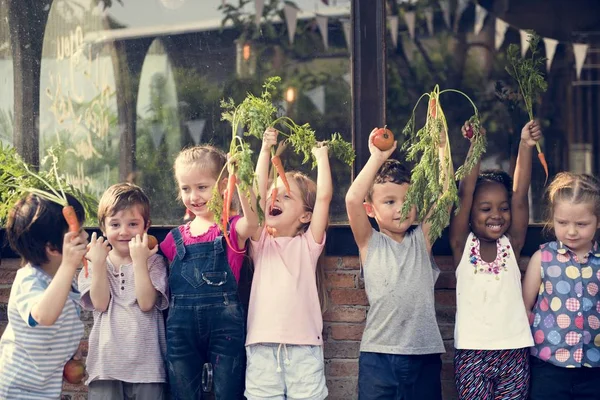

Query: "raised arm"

xmin=345 ymin=129 xmax=397 ymax=257
xmin=449 ymin=122 xmax=483 ymax=265
xmin=87 ymin=232 xmax=111 ymax=312
xmin=522 ymin=249 xmax=542 ymax=315
xmin=233 ymin=171 xmax=260 ymax=247
xmin=130 ymin=233 xmax=160 ymax=312
xmin=508 ymin=120 xmax=542 ymax=257
xmin=251 ymin=128 xmax=277 ymax=241
xmin=309 ymin=144 xmax=333 ymax=244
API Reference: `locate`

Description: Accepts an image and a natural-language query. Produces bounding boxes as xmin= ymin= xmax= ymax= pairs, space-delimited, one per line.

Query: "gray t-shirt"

xmin=360 ymin=226 xmax=445 ymax=355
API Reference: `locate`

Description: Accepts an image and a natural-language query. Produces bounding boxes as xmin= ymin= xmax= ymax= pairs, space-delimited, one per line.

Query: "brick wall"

xmin=0 ymin=254 xmax=531 ymax=400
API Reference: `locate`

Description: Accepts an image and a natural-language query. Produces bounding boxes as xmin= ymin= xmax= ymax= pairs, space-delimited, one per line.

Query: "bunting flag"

xmin=439 ymin=0 xmax=451 ymax=29
xmin=150 ymin=123 xmax=164 ymax=148
xmin=306 ymin=85 xmax=326 ymax=114
xmin=474 ymin=4 xmax=487 ymax=36
xmin=276 ymin=100 xmax=286 ymax=118
xmin=453 ymin=0 xmax=470 ymax=32
xmin=424 ymin=7 xmax=434 ymax=36
xmin=342 ymin=18 xmax=351 ymax=50
xmin=404 ymin=11 xmax=416 ymax=40
xmin=495 ymin=18 xmax=509 ymax=50
xmin=520 ymin=30 xmax=532 ymax=57
xmin=573 ymin=43 xmax=589 ymax=80
xmin=316 ymin=15 xmax=329 ymax=50
xmin=254 ymin=0 xmax=264 ymax=27
xmin=283 ymin=3 xmax=299 ymax=45
xmin=185 ymin=120 xmax=206 ymax=145
xmin=543 ymin=37 xmax=559 ymax=72
xmin=387 ymin=15 xmax=399 ymax=48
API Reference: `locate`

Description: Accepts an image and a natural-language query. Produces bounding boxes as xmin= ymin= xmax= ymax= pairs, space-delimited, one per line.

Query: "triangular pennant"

xmin=305 ymin=85 xmax=326 ymax=115
xmin=573 ymin=43 xmax=589 ymax=80
xmin=316 ymin=15 xmax=329 ymax=50
xmin=495 ymin=18 xmax=509 ymax=50
xmin=439 ymin=0 xmax=451 ymax=28
xmin=453 ymin=0 xmax=469 ymax=32
xmin=404 ymin=11 xmax=416 ymax=40
xmin=150 ymin=123 xmax=164 ymax=148
xmin=275 ymin=100 xmax=286 ymax=118
xmin=343 ymin=72 xmax=351 ymax=86
xmin=342 ymin=18 xmax=351 ymax=50
xmin=283 ymin=3 xmax=299 ymax=45
xmin=543 ymin=37 xmax=558 ymax=72
xmin=387 ymin=15 xmax=399 ymax=48
xmin=185 ymin=120 xmax=206 ymax=145
xmin=254 ymin=0 xmax=264 ymax=27
xmin=424 ymin=7 xmax=434 ymax=36
xmin=474 ymin=4 xmax=488 ymax=36
xmin=520 ymin=30 xmax=532 ymax=57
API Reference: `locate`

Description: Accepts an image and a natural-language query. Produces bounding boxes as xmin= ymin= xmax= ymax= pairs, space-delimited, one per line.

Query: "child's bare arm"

xmin=345 ymin=129 xmax=397 ymax=258
xmin=130 ymin=234 xmax=159 ymax=312
xmin=234 ymin=174 xmax=260 ymax=247
xmin=449 ymin=122 xmax=483 ymax=265
xmin=509 ymin=120 xmax=542 ymax=257
xmin=309 ymin=144 xmax=333 ymax=244
xmin=522 ymin=250 xmax=542 ymax=313
xmin=88 ymin=232 xmax=111 ymax=312
xmin=251 ymin=128 xmax=277 ymax=241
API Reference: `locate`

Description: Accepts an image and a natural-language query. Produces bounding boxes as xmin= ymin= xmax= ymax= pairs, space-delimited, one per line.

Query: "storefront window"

xmin=0 ymin=1 xmax=13 ymax=146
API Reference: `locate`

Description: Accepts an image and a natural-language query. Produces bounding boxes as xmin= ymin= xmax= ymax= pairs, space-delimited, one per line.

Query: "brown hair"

xmin=174 ymin=145 xmax=227 ymax=184
xmin=544 ymin=172 xmax=600 ymax=235
xmin=366 ymin=159 xmax=411 ymax=202
xmin=98 ymin=183 xmax=151 ymax=230
xmin=6 ymin=193 xmax=85 ymax=266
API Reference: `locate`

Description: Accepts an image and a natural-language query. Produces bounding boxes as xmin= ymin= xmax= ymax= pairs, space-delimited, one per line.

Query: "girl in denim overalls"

xmin=523 ymin=173 xmax=600 ymax=400
xmin=244 ymin=128 xmax=332 ymax=400
xmin=160 ymin=145 xmax=259 ymax=399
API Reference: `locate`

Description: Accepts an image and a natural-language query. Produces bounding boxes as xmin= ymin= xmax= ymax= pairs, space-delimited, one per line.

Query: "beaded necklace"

xmin=469 ymin=236 xmax=510 ymax=280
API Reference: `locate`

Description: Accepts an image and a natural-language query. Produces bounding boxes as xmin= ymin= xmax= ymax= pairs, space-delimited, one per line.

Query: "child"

xmin=450 ymin=121 xmax=542 ymax=399
xmin=160 ymin=145 xmax=259 ymax=399
xmin=78 ymin=183 xmax=169 ymax=399
xmin=0 ymin=193 xmax=88 ymax=399
xmin=346 ymin=128 xmax=449 ymax=399
xmin=244 ymin=128 xmax=331 ymax=400
xmin=523 ymin=172 xmax=600 ymax=400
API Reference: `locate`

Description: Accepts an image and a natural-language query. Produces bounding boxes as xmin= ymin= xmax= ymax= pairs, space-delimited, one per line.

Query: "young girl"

xmin=523 ymin=172 xmax=600 ymax=400
xmin=159 ymin=145 xmax=259 ymax=399
xmin=449 ymin=120 xmax=542 ymax=399
xmin=244 ymin=128 xmax=331 ymax=400
xmin=0 ymin=193 xmax=88 ymax=399
xmin=78 ymin=183 xmax=169 ymax=399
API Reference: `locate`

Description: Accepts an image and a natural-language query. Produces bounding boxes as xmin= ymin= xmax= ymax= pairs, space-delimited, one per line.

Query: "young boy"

xmin=79 ymin=183 xmax=169 ymax=400
xmin=345 ymin=129 xmax=448 ymax=399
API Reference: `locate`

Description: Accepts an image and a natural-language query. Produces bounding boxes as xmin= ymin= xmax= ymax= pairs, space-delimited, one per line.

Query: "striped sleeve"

xmin=14 ymin=273 xmax=45 ymax=327
xmin=149 ymin=254 xmax=169 ymax=311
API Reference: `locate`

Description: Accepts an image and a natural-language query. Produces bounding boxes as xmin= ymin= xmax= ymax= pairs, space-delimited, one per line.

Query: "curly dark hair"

xmin=474 ymin=169 xmax=513 ymax=200
xmin=366 ymin=159 xmax=411 ymax=202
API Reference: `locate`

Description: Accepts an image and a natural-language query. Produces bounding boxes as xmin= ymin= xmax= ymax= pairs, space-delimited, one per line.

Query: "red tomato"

xmin=373 ymin=127 xmax=394 ymax=151
xmin=465 ymin=125 xmax=474 ymax=139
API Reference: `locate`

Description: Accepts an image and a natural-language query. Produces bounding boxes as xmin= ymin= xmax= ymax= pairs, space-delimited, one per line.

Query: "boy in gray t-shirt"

xmin=345 ymin=128 xmax=448 ymax=400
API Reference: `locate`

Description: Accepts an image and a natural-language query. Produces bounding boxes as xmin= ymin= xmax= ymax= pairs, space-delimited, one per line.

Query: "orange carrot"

xmin=221 ymin=174 xmax=241 ymax=253
xmin=62 ymin=205 xmax=88 ymax=277
xmin=271 ymin=156 xmax=291 ymax=195
xmin=538 ymin=150 xmax=549 ymax=185
xmin=430 ymin=98 xmax=437 ymax=118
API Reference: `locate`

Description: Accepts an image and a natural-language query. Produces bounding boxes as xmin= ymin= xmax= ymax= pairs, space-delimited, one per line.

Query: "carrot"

xmin=221 ymin=174 xmax=243 ymax=253
xmin=536 ymin=143 xmax=549 ymax=184
xmin=62 ymin=205 xmax=88 ymax=277
xmin=271 ymin=155 xmax=291 ymax=195
xmin=430 ymin=98 xmax=437 ymax=118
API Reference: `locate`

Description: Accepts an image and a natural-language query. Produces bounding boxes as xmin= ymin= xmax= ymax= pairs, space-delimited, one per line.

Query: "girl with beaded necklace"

xmin=449 ymin=120 xmax=542 ymax=399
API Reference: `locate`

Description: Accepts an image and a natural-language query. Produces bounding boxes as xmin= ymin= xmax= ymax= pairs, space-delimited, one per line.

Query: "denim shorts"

xmin=245 ymin=343 xmax=328 ymax=400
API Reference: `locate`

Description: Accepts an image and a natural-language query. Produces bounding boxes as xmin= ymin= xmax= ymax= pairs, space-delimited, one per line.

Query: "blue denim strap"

xmin=171 ymin=226 xmax=186 ymax=259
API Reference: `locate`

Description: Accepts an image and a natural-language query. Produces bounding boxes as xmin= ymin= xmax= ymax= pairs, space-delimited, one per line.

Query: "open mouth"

xmin=269 ymin=206 xmax=283 ymax=216
xmin=487 ymin=224 xmax=503 ymax=232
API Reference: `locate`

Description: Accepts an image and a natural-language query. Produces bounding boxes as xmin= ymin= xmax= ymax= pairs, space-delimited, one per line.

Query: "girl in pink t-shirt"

xmin=159 ymin=145 xmax=259 ymax=399
xmin=244 ymin=128 xmax=332 ymax=400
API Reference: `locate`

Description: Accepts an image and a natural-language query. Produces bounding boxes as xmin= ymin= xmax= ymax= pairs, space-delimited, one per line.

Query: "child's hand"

xmin=262 ymin=127 xmax=278 ymax=152
xmin=461 ymin=121 xmax=486 ymax=142
xmin=311 ymin=142 xmax=329 ymax=160
xmin=62 ymin=230 xmax=89 ymax=270
xmin=368 ymin=128 xmax=397 ymax=160
xmin=521 ymin=120 xmax=542 ymax=148
xmin=129 ymin=233 xmax=158 ymax=265
xmin=87 ymin=232 xmax=110 ymax=265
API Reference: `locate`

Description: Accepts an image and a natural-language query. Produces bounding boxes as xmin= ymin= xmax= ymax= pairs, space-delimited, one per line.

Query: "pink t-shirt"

xmin=246 ymin=228 xmax=325 ymax=346
xmin=160 ymin=215 xmax=246 ymax=282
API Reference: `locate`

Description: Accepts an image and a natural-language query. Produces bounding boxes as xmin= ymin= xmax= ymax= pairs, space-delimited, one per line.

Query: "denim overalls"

xmin=166 ymin=227 xmax=246 ymax=400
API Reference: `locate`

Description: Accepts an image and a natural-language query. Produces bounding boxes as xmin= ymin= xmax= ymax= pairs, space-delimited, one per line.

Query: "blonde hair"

xmin=174 ymin=145 xmax=227 ymax=183
xmin=98 ymin=183 xmax=150 ymax=230
xmin=544 ymin=172 xmax=600 ymax=235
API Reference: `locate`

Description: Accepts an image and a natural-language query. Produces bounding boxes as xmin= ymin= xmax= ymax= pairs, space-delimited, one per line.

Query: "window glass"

xmin=0 ymin=2 xmax=13 ymax=146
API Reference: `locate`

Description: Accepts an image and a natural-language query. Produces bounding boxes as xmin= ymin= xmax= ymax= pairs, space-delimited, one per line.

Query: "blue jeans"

xmin=358 ymin=352 xmax=442 ymax=400
xmin=166 ymin=228 xmax=246 ymax=400
xmin=530 ymin=356 xmax=600 ymax=400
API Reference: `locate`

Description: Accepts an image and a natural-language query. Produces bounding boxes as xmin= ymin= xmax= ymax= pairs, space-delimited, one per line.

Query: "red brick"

xmin=0 ymin=287 xmax=11 ymax=303
xmin=326 ymin=359 xmax=359 ymax=377
xmin=438 ymin=323 xmax=455 ymax=341
xmin=435 ymin=290 xmax=456 ymax=307
xmin=330 ymin=289 xmax=368 ymax=306
xmin=442 ymin=379 xmax=459 ymax=400
xmin=436 ymin=307 xmax=456 ymax=325
xmin=323 ymin=307 xmax=366 ymax=323
xmin=326 ymin=378 xmax=358 ymax=399
xmin=441 ymin=361 xmax=455 ymax=380
xmin=433 ymin=255 xmax=455 ymax=271
xmin=329 ymin=324 xmax=365 ymax=341
xmin=324 ymin=256 xmax=360 ymax=271
xmin=62 ymin=381 xmax=88 ymax=393
xmin=1 ymin=258 xmax=21 ymax=270
xmin=325 ymin=272 xmax=357 ymax=288
xmin=435 ymin=271 xmax=456 ymax=289
xmin=324 ymin=341 xmax=360 ymax=359
xmin=0 ymin=270 xmax=17 ymax=285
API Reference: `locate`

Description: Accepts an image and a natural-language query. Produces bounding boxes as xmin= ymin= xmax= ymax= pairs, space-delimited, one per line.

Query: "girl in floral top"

xmin=523 ymin=172 xmax=600 ymax=400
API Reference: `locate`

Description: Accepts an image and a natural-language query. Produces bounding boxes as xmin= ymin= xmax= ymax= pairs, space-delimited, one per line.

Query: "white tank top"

xmin=454 ymin=233 xmax=534 ymax=350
